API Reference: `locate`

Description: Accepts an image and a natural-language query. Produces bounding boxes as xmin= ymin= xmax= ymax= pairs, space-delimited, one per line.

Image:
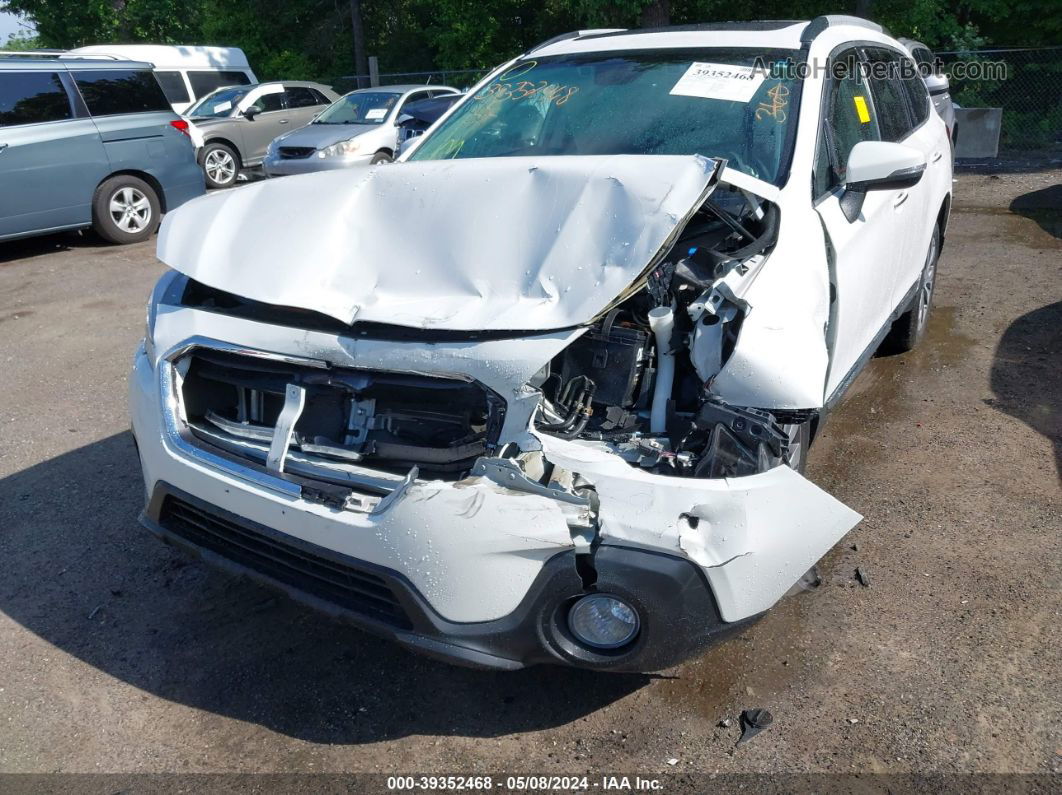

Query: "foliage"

xmin=1 ymin=0 xmax=1058 ymax=78
xmin=2 ymin=28 xmax=40 ymax=49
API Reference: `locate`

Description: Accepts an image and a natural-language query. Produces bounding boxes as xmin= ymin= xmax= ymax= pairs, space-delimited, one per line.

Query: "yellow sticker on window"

xmin=853 ymin=95 xmax=871 ymax=123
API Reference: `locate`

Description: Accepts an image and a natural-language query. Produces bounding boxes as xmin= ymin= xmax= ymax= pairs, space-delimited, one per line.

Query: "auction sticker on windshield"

xmin=670 ymin=62 xmax=765 ymax=102
xmin=366 ymin=108 xmax=387 ymax=120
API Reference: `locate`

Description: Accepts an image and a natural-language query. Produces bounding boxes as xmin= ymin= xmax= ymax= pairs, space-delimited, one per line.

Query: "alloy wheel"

xmin=108 ymin=187 xmax=152 ymax=234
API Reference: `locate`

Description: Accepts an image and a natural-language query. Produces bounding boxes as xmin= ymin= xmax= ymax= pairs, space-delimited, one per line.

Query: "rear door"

xmin=0 ymin=67 xmax=108 ymax=238
xmin=69 ymin=68 xmax=188 ymax=177
xmin=283 ymin=85 xmax=329 ymax=128
xmin=863 ymin=47 xmax=939 ymax=309
xmin=813 ymin=48 xmax=903 ymax=398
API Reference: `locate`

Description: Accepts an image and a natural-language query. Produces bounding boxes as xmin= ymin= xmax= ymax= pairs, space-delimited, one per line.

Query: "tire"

xmin=370 ymin=151 xmax=393 ymax=164
xmin=91 ymin=175 xmax=160 ymax=245
xmin=881 ymin=224 xmax=940 ymax=354
xmin=201 ymin=142 xmax=240 ymax=188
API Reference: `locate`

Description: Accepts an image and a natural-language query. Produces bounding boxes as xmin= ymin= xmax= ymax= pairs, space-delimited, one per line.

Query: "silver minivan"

xmin=0 ymin=57 xmax=205 ymax=244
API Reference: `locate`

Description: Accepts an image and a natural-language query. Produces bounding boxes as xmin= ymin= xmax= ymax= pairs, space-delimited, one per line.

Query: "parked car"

xmin=186 ymin=81 xmax=338 ymax=188
xmin=394 ymin=93 xmax=464 ymax=156
xmin=262 ymin=85 xmax=458 ymax=177
xmin=899 ymin=38 xmax=956 ymax=143
xmin=68 ymin=45 xmax=257 ymax=115
xmin=134 ymin=17 xmax=951 ymax=671
xmin=0 ymin=57 xmax=204 ymax=244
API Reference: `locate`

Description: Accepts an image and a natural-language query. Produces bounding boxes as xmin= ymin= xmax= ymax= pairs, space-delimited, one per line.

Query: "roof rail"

xmin=800 ymin=15 xmax=884 ymax=45
xmin=524 ymin=29 xmax=626 ymax=55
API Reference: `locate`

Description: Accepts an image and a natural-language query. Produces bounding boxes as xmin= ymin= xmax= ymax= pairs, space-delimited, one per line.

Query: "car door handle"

xmin=893 ymin=191 xmax=909 ymax=208
xmin=932 ymin=151 xmax=943 ymax=163
xmin=278 ymin=119 xmax=289 ymax=124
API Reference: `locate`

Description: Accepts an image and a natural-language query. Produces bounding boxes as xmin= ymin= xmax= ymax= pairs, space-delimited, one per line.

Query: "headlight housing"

xmin=319 ymin=137 xmax=364 ymax=158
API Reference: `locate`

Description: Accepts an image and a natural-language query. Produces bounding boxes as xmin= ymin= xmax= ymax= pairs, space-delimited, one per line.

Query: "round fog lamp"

xmin=567 ymin=594 xmax=639 ymax=649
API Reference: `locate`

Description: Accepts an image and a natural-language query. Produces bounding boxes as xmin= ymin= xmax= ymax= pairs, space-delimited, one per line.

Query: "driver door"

xmin=814 ymin=48 xmax=903 ymax=399
xmin=239 ymin=86 xmax=287 ymax=163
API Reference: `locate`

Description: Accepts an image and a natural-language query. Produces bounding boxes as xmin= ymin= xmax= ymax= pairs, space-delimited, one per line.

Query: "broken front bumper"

xmin=130 ymin=313 xmax=859 ymax=671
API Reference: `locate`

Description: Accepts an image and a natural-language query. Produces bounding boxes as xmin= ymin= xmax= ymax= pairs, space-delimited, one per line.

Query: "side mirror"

xmin=243 ymin=106 xmax=258 ymax=120
xmin=924 ymin=72 xmax=950 ymax=95
xmin=840 ymin=141 xmax=927 ymax=222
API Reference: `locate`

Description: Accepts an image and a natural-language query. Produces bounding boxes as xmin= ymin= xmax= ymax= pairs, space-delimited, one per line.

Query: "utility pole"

xmin=349 ymin=0 xmax=368 ymax=88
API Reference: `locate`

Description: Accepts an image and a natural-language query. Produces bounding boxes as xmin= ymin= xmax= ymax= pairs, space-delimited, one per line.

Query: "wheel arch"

xmin=199 ymin=137 xmax=243 ymax=167
xmin=96 ymin=170 xmax=168 ymax=213
xmin=936 ymin=193 xmax=952 ymax=248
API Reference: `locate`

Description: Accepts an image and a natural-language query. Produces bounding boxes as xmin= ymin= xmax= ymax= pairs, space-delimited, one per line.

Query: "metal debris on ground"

xmin=737 ymin=708 xmax=773 ymax=746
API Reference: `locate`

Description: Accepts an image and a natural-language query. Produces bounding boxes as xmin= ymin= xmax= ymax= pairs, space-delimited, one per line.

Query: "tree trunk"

xmin=350 ymin=0 xmax=368 ymax=88
xmin=639 ymin=0 xmax=670 ymax=28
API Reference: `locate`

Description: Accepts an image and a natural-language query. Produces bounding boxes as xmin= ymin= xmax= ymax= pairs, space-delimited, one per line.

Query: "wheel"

xmin=91 ymin=176 xmax=160 ymax=244
xmin=370 ymin=151 xmax=393 ymax=164
xmin=201 ymin=142 xmax=240 ymax=188
xmin=881 ymin=224 xmax=940 ymax=354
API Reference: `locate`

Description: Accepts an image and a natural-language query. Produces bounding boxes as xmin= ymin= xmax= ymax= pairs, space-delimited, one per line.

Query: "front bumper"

xmin=130 ymin=308 xmax=860 ymax=671
xmin=262 ymin=152 xmax=373 ymax=177
xmin=141 ymin=483 xmax=741 ymax=671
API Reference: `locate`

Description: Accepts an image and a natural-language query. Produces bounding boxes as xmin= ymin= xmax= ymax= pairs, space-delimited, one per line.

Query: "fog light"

xmin=567 ymin=594 xmax=639 ymax=649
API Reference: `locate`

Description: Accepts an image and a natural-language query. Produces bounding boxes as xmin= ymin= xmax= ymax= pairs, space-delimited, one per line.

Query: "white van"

xmin=67 ymin=45 xmax=257 ymax=114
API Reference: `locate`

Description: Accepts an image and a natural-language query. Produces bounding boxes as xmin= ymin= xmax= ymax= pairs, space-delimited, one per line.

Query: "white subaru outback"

xmin=131 ymin=16 xmax=952 ymax=671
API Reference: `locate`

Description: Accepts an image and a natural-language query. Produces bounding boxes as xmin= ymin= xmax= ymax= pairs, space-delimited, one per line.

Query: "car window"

xmin=912 ymin=48 xmax=935 ymax=70
xmin=309 ymin=88 xmax=332 ymax=105
xmin=247 ymin=89 xmax=284 ymax=114
xmin=0 ymin=71 xmax=72 ymax=126
xmin=155 ymin=70 xmax=191 ymax=105
xmin=284 ymin=86 xmax=320 ymax=108
xmin=71 ymin=69 xmax=171 ymax=116
xmin=186 ymin=86 xmax=250 ymax=118
xmin=409 ymin=49 xmax=804 ymax=186
xmin=864 ymin=48 xmax=915 ymax=142
xmin=398 ymin=90 xmax=431 ymax=112
xmin=814 ymin=49 xmax=881 ymax=197
xmin=314 ymin=91 xmax=401 ymax=125
xmin=898 ymin=57 xmax=930 ymax=127
xmin=187 ymin=70 xmax=252 ymax=100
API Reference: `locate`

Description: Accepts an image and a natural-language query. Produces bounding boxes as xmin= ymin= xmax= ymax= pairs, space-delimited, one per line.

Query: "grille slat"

xmin=160 ymin=496 xmax=412 ymax=628
xmin=279 ymin=146 xmax=315 ymax=159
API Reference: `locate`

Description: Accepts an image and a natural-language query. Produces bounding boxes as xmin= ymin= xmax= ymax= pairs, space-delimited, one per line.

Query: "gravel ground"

xmin=0 ymin=171 xmax=1058 ymax=785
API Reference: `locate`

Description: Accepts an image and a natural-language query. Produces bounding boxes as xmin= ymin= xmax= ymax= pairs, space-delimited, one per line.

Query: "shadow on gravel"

xmin=988 ymin=301 xmax=1062 ymax=478
xmin=0 ymin=433 xmax=646 ymax=743
xmin=0 ymin=230 xmax=108 ymax=265
xmin=1009 ymin=184 xmax=1062 ymax=239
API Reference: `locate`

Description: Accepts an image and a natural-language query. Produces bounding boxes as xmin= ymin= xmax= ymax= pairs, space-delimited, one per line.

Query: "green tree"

xmin=1 ymin=0 xmax=205 ymax=47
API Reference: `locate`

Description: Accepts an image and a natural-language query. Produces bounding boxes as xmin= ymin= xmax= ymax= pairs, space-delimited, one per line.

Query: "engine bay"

xmin=534 ymin=183 xmax=804 ymax=478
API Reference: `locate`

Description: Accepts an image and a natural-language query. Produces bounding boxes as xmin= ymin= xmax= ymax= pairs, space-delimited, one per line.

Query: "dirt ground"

xmin=0 ymin=170 xmax=1058 ymax=785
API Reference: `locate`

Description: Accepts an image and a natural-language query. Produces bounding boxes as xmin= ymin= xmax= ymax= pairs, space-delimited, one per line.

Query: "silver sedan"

xmin=262 ymin=85 xmax=458 ymax=177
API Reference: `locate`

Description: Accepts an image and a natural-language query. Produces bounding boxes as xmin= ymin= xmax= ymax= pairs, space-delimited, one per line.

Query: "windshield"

xmin=315 ymin=91 xmax=400 ymax=124
xmin=187 ymin=86 xmax=250 ymax=118
xmin=409 ymin=49 xmax=802 ymax=185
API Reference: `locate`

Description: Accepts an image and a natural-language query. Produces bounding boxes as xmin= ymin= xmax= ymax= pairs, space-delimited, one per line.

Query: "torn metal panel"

xmin=157 ymin=154 xmax=721 ymax=331
xmin=536 ymin=433 xmax=860 ymax=622
xmin=709 ymin=201 xmax=833 ymax=408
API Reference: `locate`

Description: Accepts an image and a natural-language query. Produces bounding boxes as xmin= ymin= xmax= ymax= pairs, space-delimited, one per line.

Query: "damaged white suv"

xmin=131 ymin=16 xmax=952 ymax=671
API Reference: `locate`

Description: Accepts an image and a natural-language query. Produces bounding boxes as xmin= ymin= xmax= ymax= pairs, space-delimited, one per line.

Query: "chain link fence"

xmin=937 ymin=46 xmax=1062 ymax=154
xmin=332 ymin=47 xmax=1061 ymax=156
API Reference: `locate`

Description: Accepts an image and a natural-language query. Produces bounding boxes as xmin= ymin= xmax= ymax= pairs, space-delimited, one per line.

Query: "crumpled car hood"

xmin=157 ymin=154 xmax=720 ymax=331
